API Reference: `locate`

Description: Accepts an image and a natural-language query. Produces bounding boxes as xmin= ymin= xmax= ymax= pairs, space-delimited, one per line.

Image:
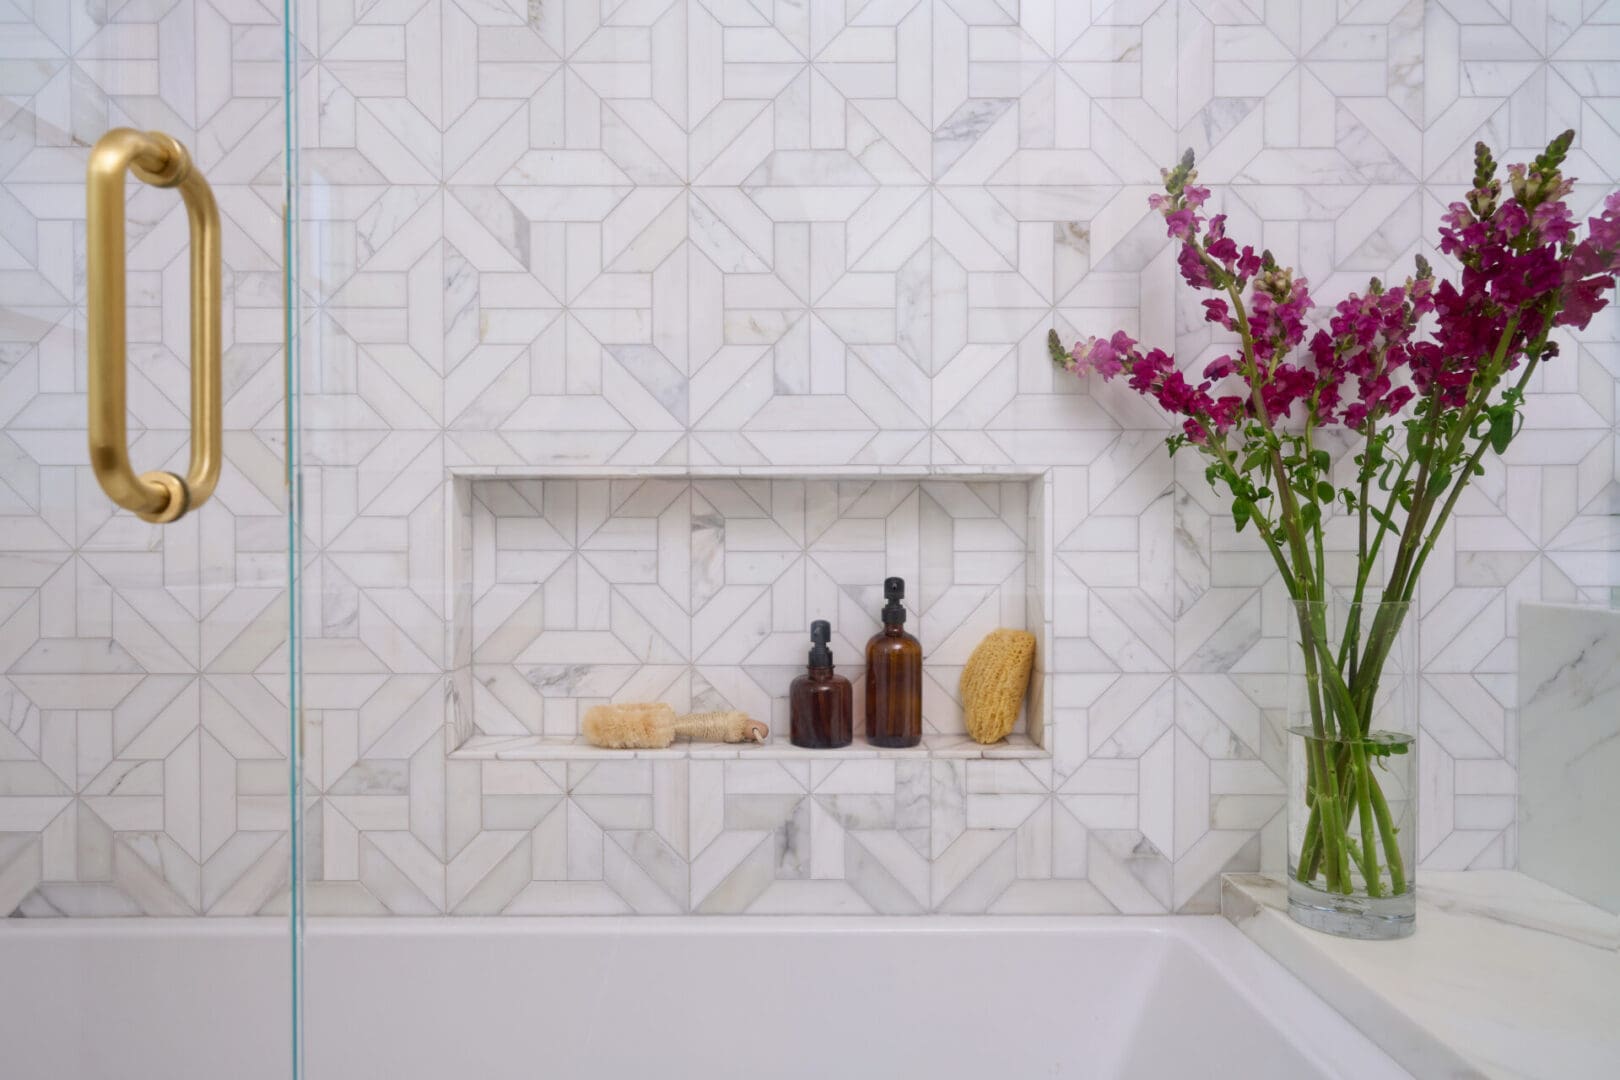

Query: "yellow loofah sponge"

xmin=960 ymin=629 xmax=1036 ymax=744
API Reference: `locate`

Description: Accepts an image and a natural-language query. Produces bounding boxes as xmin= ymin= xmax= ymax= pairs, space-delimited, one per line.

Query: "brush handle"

xmin=673 ymin=711 xmax=768 ymax=743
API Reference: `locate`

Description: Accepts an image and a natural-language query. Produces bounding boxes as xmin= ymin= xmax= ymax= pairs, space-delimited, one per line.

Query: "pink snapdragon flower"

xmin=1064 ymin=330 xmax=1136 ymax=378
xmin=1306 ymin=273 xmax=1433 ymax=430
xmin=1559 ymin=190 xmax=1620 ymax=329
xmin=1063 ymin=330 xmax=1242 ymax=445
xmin=1053 ymin=132 xmax=1617 ymax=446
xmin=1201 ymin=298 xmax=1234 ymax=329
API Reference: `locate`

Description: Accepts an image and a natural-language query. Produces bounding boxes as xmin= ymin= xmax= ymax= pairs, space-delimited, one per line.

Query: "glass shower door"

xmin=0 ymin=4 xmax=302 ymax=1077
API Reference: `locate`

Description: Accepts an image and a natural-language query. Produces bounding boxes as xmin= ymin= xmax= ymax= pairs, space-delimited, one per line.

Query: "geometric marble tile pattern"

xmin=1 ymin=0 xmax=290 ymax=917
xmin=684 ymin=0 xmax=934 ymax=467
xmin=466 ymin=477 xmax=1031 ymax=741
xmin=440 ymin=0 xmax=689 ymax=469
xmin=4 ymin=0 xmax=1619 ymax=917
xmin=689 ymin=757 xmax=935 ymax=914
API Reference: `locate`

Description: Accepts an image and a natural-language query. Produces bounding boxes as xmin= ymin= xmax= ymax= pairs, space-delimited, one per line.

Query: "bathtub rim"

xmin=0 ymin=913 xmax=1408 ymax=1079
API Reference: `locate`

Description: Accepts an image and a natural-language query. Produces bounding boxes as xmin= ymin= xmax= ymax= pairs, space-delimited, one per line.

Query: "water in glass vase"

xmin=1286 ymin=598 xmax=1418 ymax=940
xmin=1287 ymin=727 xmax=1417 ymax=939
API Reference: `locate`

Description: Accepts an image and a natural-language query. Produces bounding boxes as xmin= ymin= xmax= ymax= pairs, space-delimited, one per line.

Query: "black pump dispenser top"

xmin=881 ymin=577 xmax=907 ymax=626
xmin=809 ymin=620 xmax=833 ymax=667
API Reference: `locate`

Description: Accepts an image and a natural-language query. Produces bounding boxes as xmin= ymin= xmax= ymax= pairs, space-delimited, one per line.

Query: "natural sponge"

xmin=960 ymin=629 xmax=1036 ymax=744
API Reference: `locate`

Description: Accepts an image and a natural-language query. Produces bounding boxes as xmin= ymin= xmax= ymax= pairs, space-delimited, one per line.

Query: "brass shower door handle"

xmin=86 ymin=128 xmax=221 ymax=523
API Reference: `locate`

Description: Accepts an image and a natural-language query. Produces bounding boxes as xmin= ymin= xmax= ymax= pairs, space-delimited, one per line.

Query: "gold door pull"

xmin=86 ymin=128 xmax=221 ymax=523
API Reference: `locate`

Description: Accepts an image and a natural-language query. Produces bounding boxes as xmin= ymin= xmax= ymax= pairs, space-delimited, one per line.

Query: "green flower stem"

xmin=1400 ymin=349 xmax=1546 ymax=603
xmin=1339 ymin=418 xmax=1377 ymax=681
xmin=1373 ymin=314 xmax=1528 ymax=629
xmin=1290 ymin=603 xmax=1346 ymax=889
xmin=1296 ymin=609 xmax=1353 ymax=892
xmin=1300 ymin=810 xmax=1324 ymax=882
xmin=1195 ymin=422 xmax=1370 ymax=897
xmin=1351 ymin=741 xmax=1382 ymax=897
xmin=1201 ymin=435 xmax=1302 ymax=598
xmin=1365 ymin=763 xmax=1407 ymax=895
xmin=1224 ymin=279 xmax=1322 ymax=605
xmin=1307 ymin=422 xmax=1327 ymax=604
xmin=1349 ymin=428 xmax=1421 ymax=615
xmin=1296 ymin=803 xmax=1320 ymax=875
xmin=1296 ymin=603 xmax=1413 ymax=897
xmin=1352 ymin=338 xmax=1549 ymax=752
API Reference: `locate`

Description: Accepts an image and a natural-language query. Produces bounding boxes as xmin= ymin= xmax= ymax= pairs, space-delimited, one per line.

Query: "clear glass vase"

xmin=1286 ymin=598 xmax=1417 ymax=939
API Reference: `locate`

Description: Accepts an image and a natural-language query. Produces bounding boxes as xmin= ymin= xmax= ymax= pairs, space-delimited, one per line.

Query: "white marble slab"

xmin=1222 ymin=872 xmax=1620 ymax=1080
xmin=1518 ymin=602 xmax=1620 ymax=914
xmin=452 ymin=732 xmax=1045 ymax=762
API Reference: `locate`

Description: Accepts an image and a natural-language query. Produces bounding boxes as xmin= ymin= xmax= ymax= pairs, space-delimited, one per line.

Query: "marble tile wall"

xmin=1 ymin=1 xmax=1617 ymax=916
xmin=0 ymin=0 xmax=291 ymax=917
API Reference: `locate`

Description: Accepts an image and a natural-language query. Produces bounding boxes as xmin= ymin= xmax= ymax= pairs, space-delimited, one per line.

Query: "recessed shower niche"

xmin=444 ymin=469 xmax=1053 ymax=760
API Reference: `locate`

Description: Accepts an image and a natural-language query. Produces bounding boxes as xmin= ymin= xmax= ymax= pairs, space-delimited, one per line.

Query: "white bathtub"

xmin=0 ymin=916 xmax=1407 ymax=1079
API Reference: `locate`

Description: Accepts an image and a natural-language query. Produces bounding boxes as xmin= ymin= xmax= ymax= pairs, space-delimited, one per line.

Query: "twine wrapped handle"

xmin=674 ymin=711 xmax=768 ymax=743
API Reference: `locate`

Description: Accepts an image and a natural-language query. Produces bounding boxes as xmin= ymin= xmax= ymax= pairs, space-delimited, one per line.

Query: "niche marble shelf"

xmin=445 ymin=467 xmax=1055 ymax=763
xmin=451 ymin=732 xmax=1046 ymax=761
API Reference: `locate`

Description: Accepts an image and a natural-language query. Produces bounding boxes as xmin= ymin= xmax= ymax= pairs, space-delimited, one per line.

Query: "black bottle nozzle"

xmin=882 ymin=576 xmax=906 ymax=626
xmin=809 ymin=620 xmax=833 ymax=667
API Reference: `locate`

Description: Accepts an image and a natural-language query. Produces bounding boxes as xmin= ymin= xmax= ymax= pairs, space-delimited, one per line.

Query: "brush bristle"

xmin=582 ymin=703 xmax=676 ymax=748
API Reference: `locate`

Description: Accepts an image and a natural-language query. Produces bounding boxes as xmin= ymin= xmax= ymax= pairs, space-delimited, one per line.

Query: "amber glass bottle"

xmin=790 ymin=620 xmax=852 ymax=748
xmin=866 ymin=577 xmax=922 ymax=747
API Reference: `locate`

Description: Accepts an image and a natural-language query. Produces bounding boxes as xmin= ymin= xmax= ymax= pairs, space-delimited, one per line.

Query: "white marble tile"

xmin=1518 ymin=603 xmax=1620 ymax=913
xmin=4 ymin=1 xmax=1618 ymax=922
xmin=1224 ymin=872 xmax=1620 ymax=1080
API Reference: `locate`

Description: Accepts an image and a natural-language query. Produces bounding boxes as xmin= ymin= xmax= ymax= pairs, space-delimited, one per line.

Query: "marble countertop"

xmin=1222 ymin=871 xmax=1620 ymax=1080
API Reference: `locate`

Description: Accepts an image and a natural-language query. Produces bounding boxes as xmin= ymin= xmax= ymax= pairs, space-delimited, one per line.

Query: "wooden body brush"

xmin=582 ymin=703 xmax=768 ymax=749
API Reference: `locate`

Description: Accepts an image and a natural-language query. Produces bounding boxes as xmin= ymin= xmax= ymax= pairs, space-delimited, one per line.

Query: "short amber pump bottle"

xmin=866 ymin=577 xmax=923 ymax=747
xmin=790 ymin=620 xmax=853 ymax=749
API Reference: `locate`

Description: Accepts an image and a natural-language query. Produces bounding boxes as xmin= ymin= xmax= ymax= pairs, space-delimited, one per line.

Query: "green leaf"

xmin=1364 ymin=732 xmax=1413 ymax=758
xmin=1309 ymin=449 xmax=1331 ymax=472
xmin=1315 ymin=481 xmax=1334 ymax=502
xmin=1300 ymin=502 xmax=1321 ymax=532
xmin=1488 ymin=405 xmax=1515 ymax=455
xmin=1232 ymin=498 xmax=1253 ymax=533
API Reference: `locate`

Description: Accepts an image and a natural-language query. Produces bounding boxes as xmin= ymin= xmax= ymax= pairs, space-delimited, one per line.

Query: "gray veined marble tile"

xmin=4 ymin=0 xmax=1618 ymax=921
xmin=1518 ymin=603 xmax=1620 ymax=914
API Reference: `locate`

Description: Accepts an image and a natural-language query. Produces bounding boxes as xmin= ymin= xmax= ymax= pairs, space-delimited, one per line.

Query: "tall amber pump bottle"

xmin=790 ymin=620 xmax=853 ymax=749
xmin=866 ymin=577 xmax=923 ymax=747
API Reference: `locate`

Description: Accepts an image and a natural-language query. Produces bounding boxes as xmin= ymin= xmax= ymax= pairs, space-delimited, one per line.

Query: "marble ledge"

xmin=1221 ymin=872 xmax=1620 ymax=1080
xmin=447 ymin=464 xmax=1049 ymax=481
xmin=451 ymin=732 xmax=1047 ymax=762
